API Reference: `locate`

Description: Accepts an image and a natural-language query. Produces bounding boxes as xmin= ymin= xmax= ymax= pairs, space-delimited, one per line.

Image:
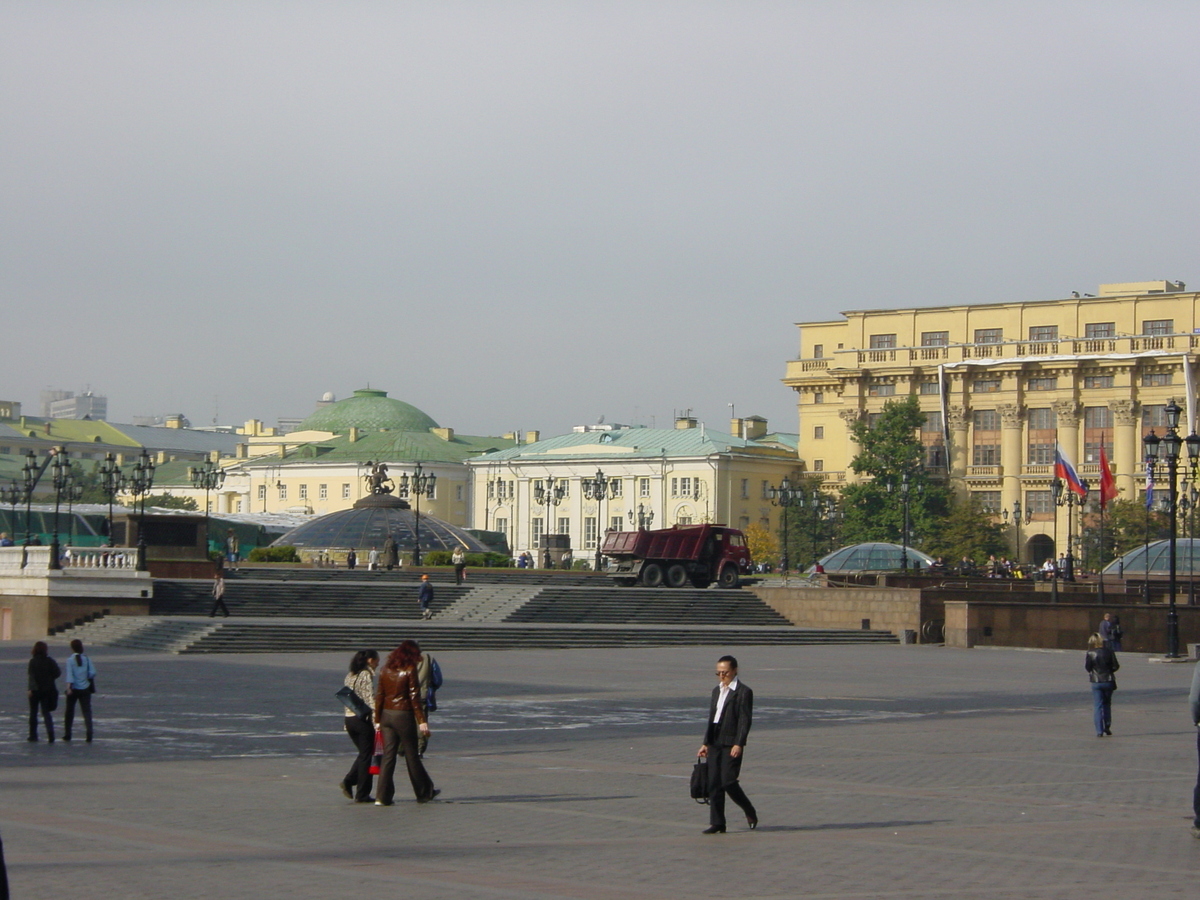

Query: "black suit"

xmin=703 ymin=680 xmax=756 ymax=828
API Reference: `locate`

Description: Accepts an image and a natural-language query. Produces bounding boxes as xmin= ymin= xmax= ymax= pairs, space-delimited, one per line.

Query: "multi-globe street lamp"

xmin=1050 ymin=477 xmax=1087 ymax=602
xmin=885 ymin=470 xmax=923 ymax=572
xmin=128 ymin=449 xmax=157 ymax=571
xmin=189 ymin=458 xmax=227 ymax=555
xmin=21 ymin=450 xmax=39 ymax=547
xmin=767 ymin=476 xmax=799 ymax=578
xmin=64 ymin=461 xmax=84 ymax=548
xmin=627 ymin=503 xmax=655 ymax=530
xmin=48 ymin=449 xmax=72 ymax=570
xmin=97 ymin=453 xmax=126 ymax=547
xmin=1002 ymin=500 xmax=1032 ymax=566
xmin=533 ymin=476 xmax=566 ymax=567
xmin=581 ymin=468 xmax=611 ymax=571
xmin=796 ymin=489 xmax=837 ymax=573
xmin=396 ymin=461 xmax=437 ymax=566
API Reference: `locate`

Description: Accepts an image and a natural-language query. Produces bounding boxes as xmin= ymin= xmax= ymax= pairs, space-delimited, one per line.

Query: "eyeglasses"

xmin=715 ymin=670 xmax=734 ymax=678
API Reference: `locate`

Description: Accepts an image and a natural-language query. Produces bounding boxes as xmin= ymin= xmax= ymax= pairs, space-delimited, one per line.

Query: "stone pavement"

xmin=2 ymin=640 xmax=1199 ymax=899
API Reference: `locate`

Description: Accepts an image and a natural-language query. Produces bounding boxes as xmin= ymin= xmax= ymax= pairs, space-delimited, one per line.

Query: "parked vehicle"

xmin=600 ymin=524 xmax=752 ymax=588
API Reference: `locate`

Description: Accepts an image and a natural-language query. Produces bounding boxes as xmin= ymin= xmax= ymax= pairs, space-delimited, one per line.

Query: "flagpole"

xmin=1098 ymin=434 xmax=1106 ymax=607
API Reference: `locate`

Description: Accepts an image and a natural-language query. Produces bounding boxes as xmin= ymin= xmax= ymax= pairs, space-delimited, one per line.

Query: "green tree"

xmin=780 ymin=474 xmax=843 ymax=569
xmin=124 ymin=493 xmax=199 ymax=511
xmin=1080 ymin=497 xmax=1170 ymax=567
xmin=839 ymin=396 xmax=950 ymax=554
xmin=924 ymin=494 xmax=1007 ymax=565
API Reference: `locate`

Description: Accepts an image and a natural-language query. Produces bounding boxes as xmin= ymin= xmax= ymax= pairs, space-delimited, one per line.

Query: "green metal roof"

xmin=297 ymin=388 xmax=439 ymax=434
xmin=240 ymin=429 xmax=515 ymax=468
xmin=473 ymin=427 xmax=796 ymax=463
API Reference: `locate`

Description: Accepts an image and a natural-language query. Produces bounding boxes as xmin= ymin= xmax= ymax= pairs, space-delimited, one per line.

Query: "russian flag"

xmin=1054 ymin=443 xmax=1089 ymax=499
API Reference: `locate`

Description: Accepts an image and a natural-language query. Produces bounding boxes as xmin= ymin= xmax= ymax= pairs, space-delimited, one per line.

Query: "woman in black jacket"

xmin=27 ymin=641 xmax=61 ymax=742
xmin=1085 ymin=632 xmax=1119 ymax=737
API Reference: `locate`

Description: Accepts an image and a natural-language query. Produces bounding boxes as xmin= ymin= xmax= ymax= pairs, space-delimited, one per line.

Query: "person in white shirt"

xmin=697 ymin=655 xmax=757 ymax=834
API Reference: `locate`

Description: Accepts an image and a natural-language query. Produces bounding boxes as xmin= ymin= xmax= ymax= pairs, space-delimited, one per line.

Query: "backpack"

xmin=1111 ymin=623 xmax=1123 ymax=641
xmin=425 ymin=655 xmax=443 ymax=712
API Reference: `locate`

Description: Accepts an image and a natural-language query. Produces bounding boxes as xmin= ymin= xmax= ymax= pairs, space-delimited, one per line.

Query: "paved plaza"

xmin=3 ymin=639 xmax=1200 ymax=899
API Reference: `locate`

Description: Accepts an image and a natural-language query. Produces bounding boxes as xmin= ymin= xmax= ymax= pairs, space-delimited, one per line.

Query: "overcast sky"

xmin=4 ymin=2 xmax=1197 ymax=438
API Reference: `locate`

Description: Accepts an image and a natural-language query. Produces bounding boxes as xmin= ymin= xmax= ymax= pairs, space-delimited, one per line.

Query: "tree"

xmin=743 ymin=522 xmax=778 ymax=569
xmin=781 ymin=474 xmax=842 ymax=569
xmin=1079 ymin=497 xmax=1171 ymax=569
xmin=840 ymin=396 xmax=950 ymax=553
xmin=923 ymin=494 xmax=1007 ymax=565
xmin=124 ymin=493 xmax=198 ymax=511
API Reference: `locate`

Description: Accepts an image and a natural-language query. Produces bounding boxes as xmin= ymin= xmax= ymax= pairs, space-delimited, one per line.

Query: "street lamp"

xmin=581 ymin=468 xmax=610 ymax=571
xmin=627 ymin=503 xmax=655 ymax=530
xmin=396 ymin=461 xmax=436 ymax=566
xmin=1145 ymin=400 xmax=1188 ymax=658
xmin=796 ymin=489 xmax=836 ymax=573
xmin=21 ymin=450 xmax=39 ymax=548
xmin=768 ymin=476 xmax=800 ymax=577
xmin=98 ymin=453 xmax=125 ymax=547
xmin=128 ymin=449 xmax=157 ymax=571
xmin=189 ymin=458 xmax=227 ymax=556
xmin=1 ymin=480 xmax=21 ymax=546
xmin=885 ymin=471 xmax=923 ymax=572
xmin=48 ymin=449 xmax=71 ymax=570
xmin=64 ymin=461 xmax=84 ymax=550
xmin=1002 ymin=500 xmax=1032 ymax=566
xmin=533 ymin=476 xmax=566 ymax=567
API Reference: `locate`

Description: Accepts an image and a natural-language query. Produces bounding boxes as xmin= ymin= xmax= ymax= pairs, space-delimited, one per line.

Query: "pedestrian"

xmin=1110 ymin=615 xmax=1124 ymax=652
xmin=1099 ymin=612 xmax=1114 ymax=648
xmin=418 ymin=574 xmax=434 ymax=619
xmin=697 ymin=654 xmax=758 ymax=834
xmin=209 ymin=571 xmax=230 ymax=617
xmin=63 ymin=639 xmax=96 ymax=742
xmin=27 ymin=641 xmax=60 ymax=742
xmin=225 ymin=529 xmax=239 ymax=569
xmin=339 ymin=649 xmax=379 ymax=804
xmin=373 ymin=640 xmax=438 ymax=805
xmin=346 ymin=547 xmax=357 ymax=570
xmin=384 ymin=536 xmax=399 ymax=571
xmin=414 ymin=641 xmax=442 ymax=758
xmin=368 ymin=546 xmax=380 ymax=571
xmin=452 ymin=546 xmax=466 ymax=585
xmin=1188 ymin=658 xmax=1200 ymax=838
xmin=1085 ymin=632 xmax=1119 ymax=737
xmin=0 ymin=531 xmax=13 ymax=546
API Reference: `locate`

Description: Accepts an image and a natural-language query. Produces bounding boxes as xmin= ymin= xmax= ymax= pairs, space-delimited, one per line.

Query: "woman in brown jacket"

xmin=373 ymin=640 xmax=438 ymax=805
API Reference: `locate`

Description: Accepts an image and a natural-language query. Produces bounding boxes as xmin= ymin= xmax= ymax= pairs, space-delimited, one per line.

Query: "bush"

xmin=423 ymin=550 xmax=453 ymax=566
xmin=247 ymin=546 xmax=300 ymax=563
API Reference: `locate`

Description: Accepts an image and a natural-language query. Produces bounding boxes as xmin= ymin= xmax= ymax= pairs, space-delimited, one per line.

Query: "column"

xmin=998 ymin=403 xmax=1024 ymax=511
xmin=1109 ymin=399 xmax=1139 ymax=499
xmin=946 ymin=405 xmax=969 ymax=500
xmin=1052 ymin=400 xmax=1082 ymax=554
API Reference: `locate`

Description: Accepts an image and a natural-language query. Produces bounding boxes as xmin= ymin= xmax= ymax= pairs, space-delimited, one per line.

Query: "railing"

xmin=1131 ymin=336 xmax=1175 ymax=351
xmin=966 ymin=466 xmax=1001 ymax=480
xmin=1073 ymin=339 xmax=1116 ymax=354
xmin=857 ymin=349 xmax=897 ymax=364
xmin=818 ymin=471 xmax=847 ymax=484
xmin=63 ymin=547 xmax=138 ymax=570
xmin=798 ymin=359 xmax=829 ymax=371
xmin=1022 ymin=464 xmax=1054 ymax=477
xmin=910 ymin=347 xmax=949 ymax=361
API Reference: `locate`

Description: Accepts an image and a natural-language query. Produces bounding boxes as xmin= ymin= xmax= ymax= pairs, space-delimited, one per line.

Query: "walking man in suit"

xmin=698 ymin=654 xmax=758 ymax=834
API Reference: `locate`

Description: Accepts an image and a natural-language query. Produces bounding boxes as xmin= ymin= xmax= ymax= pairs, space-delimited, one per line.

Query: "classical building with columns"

xmin=783 ymin=280 xmax=1198 ymax=564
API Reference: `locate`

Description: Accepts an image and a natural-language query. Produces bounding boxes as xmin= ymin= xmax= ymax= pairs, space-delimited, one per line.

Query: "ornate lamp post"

xmin=581 ymin=468 xmax=610 ymax=571
xmin=1152 ymin=400 xmax=1187 ymax=657
xmin=533 ymin=476 xmax=566 ymax=567
xmin=21 ymin=450 xmax=39 ymax=547
xmin=796 ymin=490 xmax=836 ymax=573
xmin=1 ymin=480 xmax=22 ymax=545
xmin=1184 ymin=429 xmax=1200 ymax=606
xmin=627 ymin=503 xmax=655 ymax=531
xmin=98 ymin=453 xmax=125 ymax=546
xmin=885 ymin=471 xmax=922 ymax=572
xmin=189 ymin=458 xmax=226 ymax=555
xmin=397 ymin=461 xmax=436 ymax=566
xmin=1002 ymin=500 xmax=1031 ymax=566
xmin=128 ymin=449 xmax=157 ymax=571
xmin=767 ymin=477 xmax=799 ymax=577
xmin=48 ymin=450 xmax=72 ymax=570
xmin=64 ymin=461 xmax=84 ymax=549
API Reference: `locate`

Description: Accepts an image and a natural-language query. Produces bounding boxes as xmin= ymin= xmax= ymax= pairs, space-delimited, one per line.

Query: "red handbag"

xmin=369 ymin=728 xmax=383 ymax=775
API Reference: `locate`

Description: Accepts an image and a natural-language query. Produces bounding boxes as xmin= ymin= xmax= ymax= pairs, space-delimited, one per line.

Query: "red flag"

xmin=1099 ymin=441 xmax=1118 ymax=510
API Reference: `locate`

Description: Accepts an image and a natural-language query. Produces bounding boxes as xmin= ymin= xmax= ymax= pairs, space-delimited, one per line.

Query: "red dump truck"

xmin=600 ymin=524 xmax=752 ymax=588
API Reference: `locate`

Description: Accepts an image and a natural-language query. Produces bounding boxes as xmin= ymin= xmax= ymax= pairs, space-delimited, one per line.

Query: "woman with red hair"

xmin=373 ymin=640 xmax=438 ymax=805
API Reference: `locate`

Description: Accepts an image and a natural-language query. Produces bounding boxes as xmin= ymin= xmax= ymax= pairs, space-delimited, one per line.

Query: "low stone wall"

xmin=752 ymin=584 xmax=940 ymax=641
xmin=944 ymin=600 xmax=1200 ymax=653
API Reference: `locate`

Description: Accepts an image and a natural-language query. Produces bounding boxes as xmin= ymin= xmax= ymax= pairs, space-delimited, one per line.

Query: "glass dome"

xmin=1102 ymin=539 xmax=1200 ymax=576
xmin=808 ymin=542 xmax=935 ymax=573
xmin=271 ymin=501 xmax=488 ymax=554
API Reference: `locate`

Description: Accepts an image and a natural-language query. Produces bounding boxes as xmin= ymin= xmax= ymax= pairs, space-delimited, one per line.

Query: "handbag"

xmin=335 ymin=685 xmax=372 ymax=719
xmin=690 ymin=755 xmax=709 ymax=804
xmin=45 ymin=688 xmax=59 ymax=713
xmin=369 ymin=728 xmax=384 ymax=775
xmin=87 ymin=677 xmax=97 ymax=695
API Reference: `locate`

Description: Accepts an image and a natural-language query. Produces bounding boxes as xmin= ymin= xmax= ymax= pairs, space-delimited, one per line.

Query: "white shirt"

xmin=713 ymin=677 xmax=739 ymax=723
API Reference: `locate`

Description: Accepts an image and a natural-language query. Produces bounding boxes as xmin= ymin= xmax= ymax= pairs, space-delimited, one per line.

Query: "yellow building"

xmin=783 ymin=281 xmax=1198 ymax=563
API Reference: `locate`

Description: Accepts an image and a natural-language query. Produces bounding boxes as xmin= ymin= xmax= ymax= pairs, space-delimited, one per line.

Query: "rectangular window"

xmin=456 ymin=485 xmax=464 ymax=501
xmin=319 ymin=484 xmax=328 ymax=500
xmin=1027 ymin=443 xmax=1055 ymax=465
xmin=868 ymin=382 xmax=895 ymax=396
xmin=532 ymin=517 xmax=544 ymax=547
xmin=814 ymin=425 xmax=825 ymax=439
xmin=0 ymin=447 xmax=9 ymax=454
xmin=740 ymin=478 xmax=749 ymax=499
xmin=1142 ymin=404 xmax=1169 ymax=428
xmin=609 ymin=479 xmax=622 ymax=498
xmin=236 ymin=500 xmax=243 ymax=513
xmin=922 ymin=412 xmax=943 ymax=433
xmin=761 ymin=480 xmax=770 ymax=500
xmin=342 ymin=483 xmax=351 ymax=499
xmin=1143 ymin=319 xmax=1173 ymax=336
xmin=973 ymin=409 xmax=1000 ymax=431
xmin=639 ymin=478 xmax=651 ymax=497
xmin=1027 ymin=408 xmax=1056 ymax=430
xmin=1084 ymin=375 xmax=1114 ymax=389
xmin=277 ymin=484 xmax=287 ymax=500
xmin=677 ymin=516 xmax=693 ymax=526
xmin=1028 ymin=325 xmax=1058 ymax=342
xmin=976 ymin=491 xmax=1001 ymax=514
xmin=869 ymin=334 xmax=896 ymax=349
xmin=813 ymin=459 xmax=824 ymax=471
xmin=1025 ymin=490 xmax=1053 ymax=514
xmin=1084 ymin=407 xmax=1111 ymax=430
xmin=681 ymin=477 xmax=693 ymax=498
xmin=494 ymin=517 xmax=507 ymax=537
xmin=1142 ymin=372 xmax=1172 ymax=387
xmin=298 ymin=484 xmax=308 ymax=500
xmin=670 ymin=477 xmax=678 ymax=497
xmin=974 ymin=328 xmax=1002 ymax=344
xmin=610 ymin=515 xmax=623 ymax=533
xmin=557 ymin=516 xmax=570 ymax=535
xmin=1083 ymin=406 xmax=1113 ymax=463
xmin=813 ymin=344 xmax=824 ymax=358
xmin=584 ymin=516 xmax=598 ymax=550
xmin=972 ymin=444 xmax=1000 ymax=465
xmin=813 ymin=392 xmax=824 ymax=404
xmin=921 ymin=331 xmax=949 ymax=347
xmin=920 ymin=380 xmax=940 ymax=394
xmin=973 ymin=379 xmax=1000 ymax=393
xmin=866 ymin=413 xmax=882 ymax=429
xmin=738 ymin=516 xmax=750 ymax=530
xmin=1026 ymin=377 xmax=1057 ymax=391
xmin=258 ymin=485 xmax=266 ymax=500
xmin=1085 ymin=322 xmax=1115 ymax=339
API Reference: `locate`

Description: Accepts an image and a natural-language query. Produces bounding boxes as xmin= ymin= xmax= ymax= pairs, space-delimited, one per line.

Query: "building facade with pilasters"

xmin=783 ymin=281 xmax=1198 ymax=564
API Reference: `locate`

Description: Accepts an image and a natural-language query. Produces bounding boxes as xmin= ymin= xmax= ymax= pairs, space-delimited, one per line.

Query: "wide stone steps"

xmin=503 ymin=586 xmax=793 ymax=626
xmin=227 ymin=567 xmax=607 ymax=587
xmin=435 ymin=584 xmax=542 ymax=622
xmin=58 ymin=616 xmax=898 ymax=654
xmin=151 ymin=579 xmax=469 ymax=620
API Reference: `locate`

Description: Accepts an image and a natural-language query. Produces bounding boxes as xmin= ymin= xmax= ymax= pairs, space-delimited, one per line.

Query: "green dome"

xmin=298 ymin=388 xmax=439 ymax=434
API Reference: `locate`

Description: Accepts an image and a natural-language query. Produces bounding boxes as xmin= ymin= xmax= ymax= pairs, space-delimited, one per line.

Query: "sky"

xmin=3 ymin=1 xmax=1198 ymax=439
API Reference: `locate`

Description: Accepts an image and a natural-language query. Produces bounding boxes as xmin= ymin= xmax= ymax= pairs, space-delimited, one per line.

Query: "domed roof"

xmin=271 ymin=498 xmax=487 ymax=554
xmin=808 ymin=542 xmax=935 ymax=573
xmin=298 ymin=388 xmax=439 ymax=434
xmin=1102 ymin=539 xmax=1200 ymax=575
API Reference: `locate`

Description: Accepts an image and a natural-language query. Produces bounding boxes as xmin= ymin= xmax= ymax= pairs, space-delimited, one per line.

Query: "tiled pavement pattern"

xmin=2 ymin=642 xmax=1199 ymax=898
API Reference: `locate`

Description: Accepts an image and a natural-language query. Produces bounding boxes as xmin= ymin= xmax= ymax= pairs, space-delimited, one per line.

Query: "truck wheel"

xmin=717 ymin=565 xmax=739 ymax=589
xmin=641 ymin=563 xmax=665 ymax=587
xmin=666 ymin=564 xmax=689 ymax=588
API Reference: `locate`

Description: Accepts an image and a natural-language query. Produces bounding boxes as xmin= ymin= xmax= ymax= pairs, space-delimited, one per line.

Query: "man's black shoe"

xmin=702 ymin=825 xmax=725 ymax=834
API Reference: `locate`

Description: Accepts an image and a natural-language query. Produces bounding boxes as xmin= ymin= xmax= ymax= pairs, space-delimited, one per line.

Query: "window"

xmin=761 ymin=480 xmax=770 ymax=499
xmin=639 ymin=478 xmax=651 ymax=498
xmin=0 ymin=447 xmax=9 ymax=454
xmin=1084 ymin=407 xmax=1111 ymax=429
xmin=814 ymin=426 xmax=825 ymax=439
xmin=584 ymin=516 xmax=598 ymax=549
xmin=813 ymin=392 xmax=824 ymax=404
xmin=866 ymin=413 xmax=882 ymax=429
xmin=1025 ymin=490 xmax=1053 ymax=514
xmin=738 ymin=516 xmax=750 ymax=530
xmin=869 ymin=334 xmax=896 ymax=349
xmin=610 ymin=516 xmax=623 ymax=533
xmin=1143 ymin=319 xmax=1173 ymax=336
xmin=1142 ymin=372 xmax=1172 ymax=387
xmin=608 ymin=479 xmax=622 ymax=498
xmin=1027 ymin=406 xmax=1055 ymax=464
xmin=1142 ymin=405 xmax=1169 ymax=428
xmin=920 ymin=380 xmax=940 ymax=394
xmin=740 ymin=478 xmax=749 ymax=500
xmin=532 ymin=517 xmax=544 ymax=546
xmin=922 ymin=412 xmax=943 ymax=433
xmin=557 ymin=516 xmax=570 ymax=535
xmin=1084 ymin=407 xmax=1112 ymax=463
xmin=974 ymin=328 xmax=1002 ymax=344
xmin=277 ymin=483 xmax=287 ymax=500
xmin=868 ymin=382 xmax=895 ymax=397
xmin=494 ymin=517 xmax=507 ymax=537
xmin=342 ymin=483 xmax=351 ymax=499
xmin=813 ymin=344 xmax=824 ymax=358
xmin=258 ymin=485 xmax=266 ymax=500
xmin=319 ymin=484 xmax=328 ymax=500
xmin=1026 ymin=377 xmax=1057 ymax=391
xmin=976 ymin=491 xmax=1001 ymax=514
xmin=1027 ymin=408 xmax=1056 ymax=430
xmin=921 ymin=331 xmax=949 ymax=347
xmin=813 ymin=459 xmax=824 ymax=471
xmin=1084 ymin=375 xmax=1114 ymax=389
xmin=973 ymin=379 xmax=1000 ymax=393
xmin=236 ymin=500 xmax=243 ymax=513
xmin=1085 ymin=322 xmax=1115 ymax=339
xmin=456 ymin=485 xmax=464 ymax=501
xmin=670 ymin=478 xmax=677 ymax=497
xmin=973 ymin=409 xmax=1000 ymax=431
xmin=298 ymin=484 xmax=308 ymax=500
xmin=973 ymin=444 xmax=1000 ymax=465
xmin=677 ymin=516 xmax=693 ymax=526
xmin=1028 ymin=325 xmax=1058 ymax=342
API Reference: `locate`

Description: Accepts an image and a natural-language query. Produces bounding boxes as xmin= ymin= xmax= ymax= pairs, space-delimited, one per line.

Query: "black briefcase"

xmin=690 ymin=755 xmax=709 ymax=804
